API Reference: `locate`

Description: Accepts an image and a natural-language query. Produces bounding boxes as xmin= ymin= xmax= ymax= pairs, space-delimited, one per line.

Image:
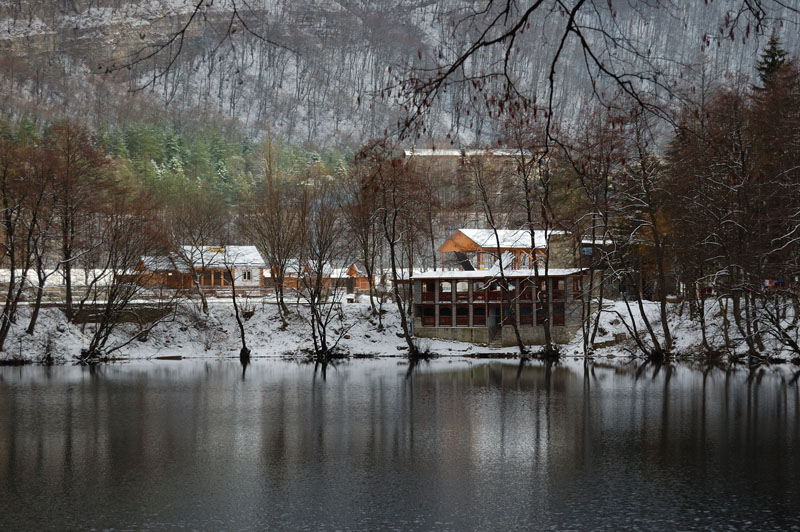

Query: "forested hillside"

xmin=2 ymin=0 xmax=799 ymax=148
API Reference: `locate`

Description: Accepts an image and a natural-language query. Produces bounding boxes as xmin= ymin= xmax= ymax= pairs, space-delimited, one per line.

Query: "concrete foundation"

xmin=414 ymin=323 xmax=582 ymax=346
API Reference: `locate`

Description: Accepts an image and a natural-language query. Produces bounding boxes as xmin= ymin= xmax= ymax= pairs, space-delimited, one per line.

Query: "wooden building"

xmin=438 ymin=228 xmax=574 ymax=270
xmin=139 ymin=246 xmax=267 ymax=292
xmin=411 ymin=268 xmax=590 ymax=346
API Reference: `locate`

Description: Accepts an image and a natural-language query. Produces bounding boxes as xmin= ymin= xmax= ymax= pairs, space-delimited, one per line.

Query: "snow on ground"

xmin=568 ymin=298 xmax=800 ymax=359
xmin=3 ymin=295 xmax=797 ymax=363
xmin=2 ymin=297 xmax=519 ymax=363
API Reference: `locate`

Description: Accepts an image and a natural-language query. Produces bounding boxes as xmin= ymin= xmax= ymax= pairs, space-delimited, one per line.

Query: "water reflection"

xmin=0 ymin=359 xmax=798 ymax=531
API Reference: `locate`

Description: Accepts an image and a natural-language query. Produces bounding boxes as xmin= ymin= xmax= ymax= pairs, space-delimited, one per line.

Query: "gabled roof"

xmin=440 ymin=229 xmax=567 ymax=252
xmin=142 ymin=246 xmax=266 ymax=272
xmin=180 ymin=246 xmax=266 ymax=269
xmin=140 ymin=255 xmax=185 ymax=272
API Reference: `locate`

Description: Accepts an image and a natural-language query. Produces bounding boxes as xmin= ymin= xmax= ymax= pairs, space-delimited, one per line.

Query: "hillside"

xmin=1 ymin=1 xmax=799 ymax=147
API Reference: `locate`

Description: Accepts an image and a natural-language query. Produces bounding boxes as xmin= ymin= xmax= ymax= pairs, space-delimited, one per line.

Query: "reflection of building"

xmin=138 ymin=246 xmax=266 ymax=291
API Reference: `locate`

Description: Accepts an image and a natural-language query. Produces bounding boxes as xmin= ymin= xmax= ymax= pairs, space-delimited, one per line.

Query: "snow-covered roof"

xmin=457 ymin=228 xmax=567 ymax=250
xmin=180 ymin=246 xmax=266 ymax=269
xmin=404 ymin=148 xmax=532 ymax=158
xmin=140 ymin=255 xmax=182 ymax=272
xmin=143 ymin=246 xmax=266 ymax=271
xmin=411 ymin=268 xmax=586 ymax=280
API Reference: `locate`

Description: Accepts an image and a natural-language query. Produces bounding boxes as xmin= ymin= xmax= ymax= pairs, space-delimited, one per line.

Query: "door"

xmin=488 ymin=306 xmax=500 ymax=329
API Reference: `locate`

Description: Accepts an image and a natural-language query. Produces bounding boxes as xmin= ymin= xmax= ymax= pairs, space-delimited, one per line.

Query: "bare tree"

xmin=365 ymin=147 xmax=420 ymax=357
xmin=166 ymin=187 xmax=229 ymax=315
xmin=241 ymin=143 xmax=305 ymax=327
xmin=294 ymin=177 xmax=352 ymax=364
xmin=338 ymin=165 xmax=382 ymax=316
xmin=47 ymin=120 xmax=107 ymax=322
xmin=556 ymin=109 xmax=622 ymax=354
xmin=463 ymin=153 xmax=528 ymax=356
xmin=80 ymin=190 xmax=174 ymax=361
xmin=220 ymin=244 xmax=252 ymax=362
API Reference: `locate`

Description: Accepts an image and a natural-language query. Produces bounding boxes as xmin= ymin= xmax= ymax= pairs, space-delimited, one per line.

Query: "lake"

xmin=1 ymin=358 xmax=798 ymax=531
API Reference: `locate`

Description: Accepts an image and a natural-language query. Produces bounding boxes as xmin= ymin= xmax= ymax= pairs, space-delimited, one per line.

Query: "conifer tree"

xmin=756 ymin=34 xmax=788 ymax=87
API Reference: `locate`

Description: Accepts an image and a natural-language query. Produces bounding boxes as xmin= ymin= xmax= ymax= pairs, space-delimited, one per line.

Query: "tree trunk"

xmin=26 ymin=280 xmax=45 ymax=335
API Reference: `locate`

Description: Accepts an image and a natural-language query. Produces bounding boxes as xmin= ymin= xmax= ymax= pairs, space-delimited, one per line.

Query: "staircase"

xmin=487 ymin=327 xmax=503 ymax=348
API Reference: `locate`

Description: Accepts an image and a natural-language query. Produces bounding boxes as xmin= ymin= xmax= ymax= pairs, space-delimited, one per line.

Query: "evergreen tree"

xmin=756 ymin=34 xmax=788 ymax=87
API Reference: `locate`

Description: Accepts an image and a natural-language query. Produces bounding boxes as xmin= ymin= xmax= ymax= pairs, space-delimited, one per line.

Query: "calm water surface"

xmin=1 ymin=358 xmax=798 ymax=531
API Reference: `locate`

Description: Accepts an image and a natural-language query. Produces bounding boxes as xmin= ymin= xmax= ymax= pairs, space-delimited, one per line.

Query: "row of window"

xmin=199 ymin=269 xmax=253 ymax=286
xmin=418 ymin=303 xmax=566 ymax=327
xmin=421 ymin=277 xmax=582 ymax=302
xmin=422 ymin=277 xmax=580 ymax=293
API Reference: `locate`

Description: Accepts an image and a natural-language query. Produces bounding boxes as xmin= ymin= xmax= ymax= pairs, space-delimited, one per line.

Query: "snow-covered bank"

xmin=577 ymin=299 xmax=800 ymax=360
xmin=3 ymin=297 xmax=798 ymax=363
xmin=2 ymin=300 xmax=519 ymax=363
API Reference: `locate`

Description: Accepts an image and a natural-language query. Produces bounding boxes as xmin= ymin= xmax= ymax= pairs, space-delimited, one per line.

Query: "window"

xmin=456 ymin=305 xmax=469 ymax=326
xmin=473 ymin=305 xmax=486 ymax=326
xmin=572 ymin=276 xmax=583 ymax=299
xmin=553 ymin=303 xmax=565 ymax=326
xmin=422 ymin=280 xmax=436 ymax=302
xmin=536 ymin=302 xmax=546 ymax=325
xmin=440 ymin=281 xmax=452 ymax=293
xmin=520 ymin=279 xmax=533 ymax=300
xmin=502 ymin=306 xmax=514 ymax=325
xmin=472 ymin=281 xmax=485 ymax=301
xmin=553 ymin=277 xmax=565 ymax=300
xmin=488 ymin=280 xmax=503 ymax=301
xmin=520 ymin=305 xmax=533 ymax=325
xmin=242 ymin=270 xmax=252 ymax=281
xmin=421 ymin=305 xmax=435 ymax=327
xmin=223 ymin=270 xmax=232 ymax=284
xmin=456 ymin=280 xmax=469 ymax=302
xmin=439 ymin=305 xmax=453 ymax=326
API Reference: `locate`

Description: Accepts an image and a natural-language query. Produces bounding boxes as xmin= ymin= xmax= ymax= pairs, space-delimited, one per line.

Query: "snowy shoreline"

xmin=2 ymin=297 xmax=798 ymax=364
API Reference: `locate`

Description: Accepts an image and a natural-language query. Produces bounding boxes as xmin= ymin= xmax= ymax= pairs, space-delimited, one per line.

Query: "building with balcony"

xmin=411 ymin=267 xmax=590 ymax=346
